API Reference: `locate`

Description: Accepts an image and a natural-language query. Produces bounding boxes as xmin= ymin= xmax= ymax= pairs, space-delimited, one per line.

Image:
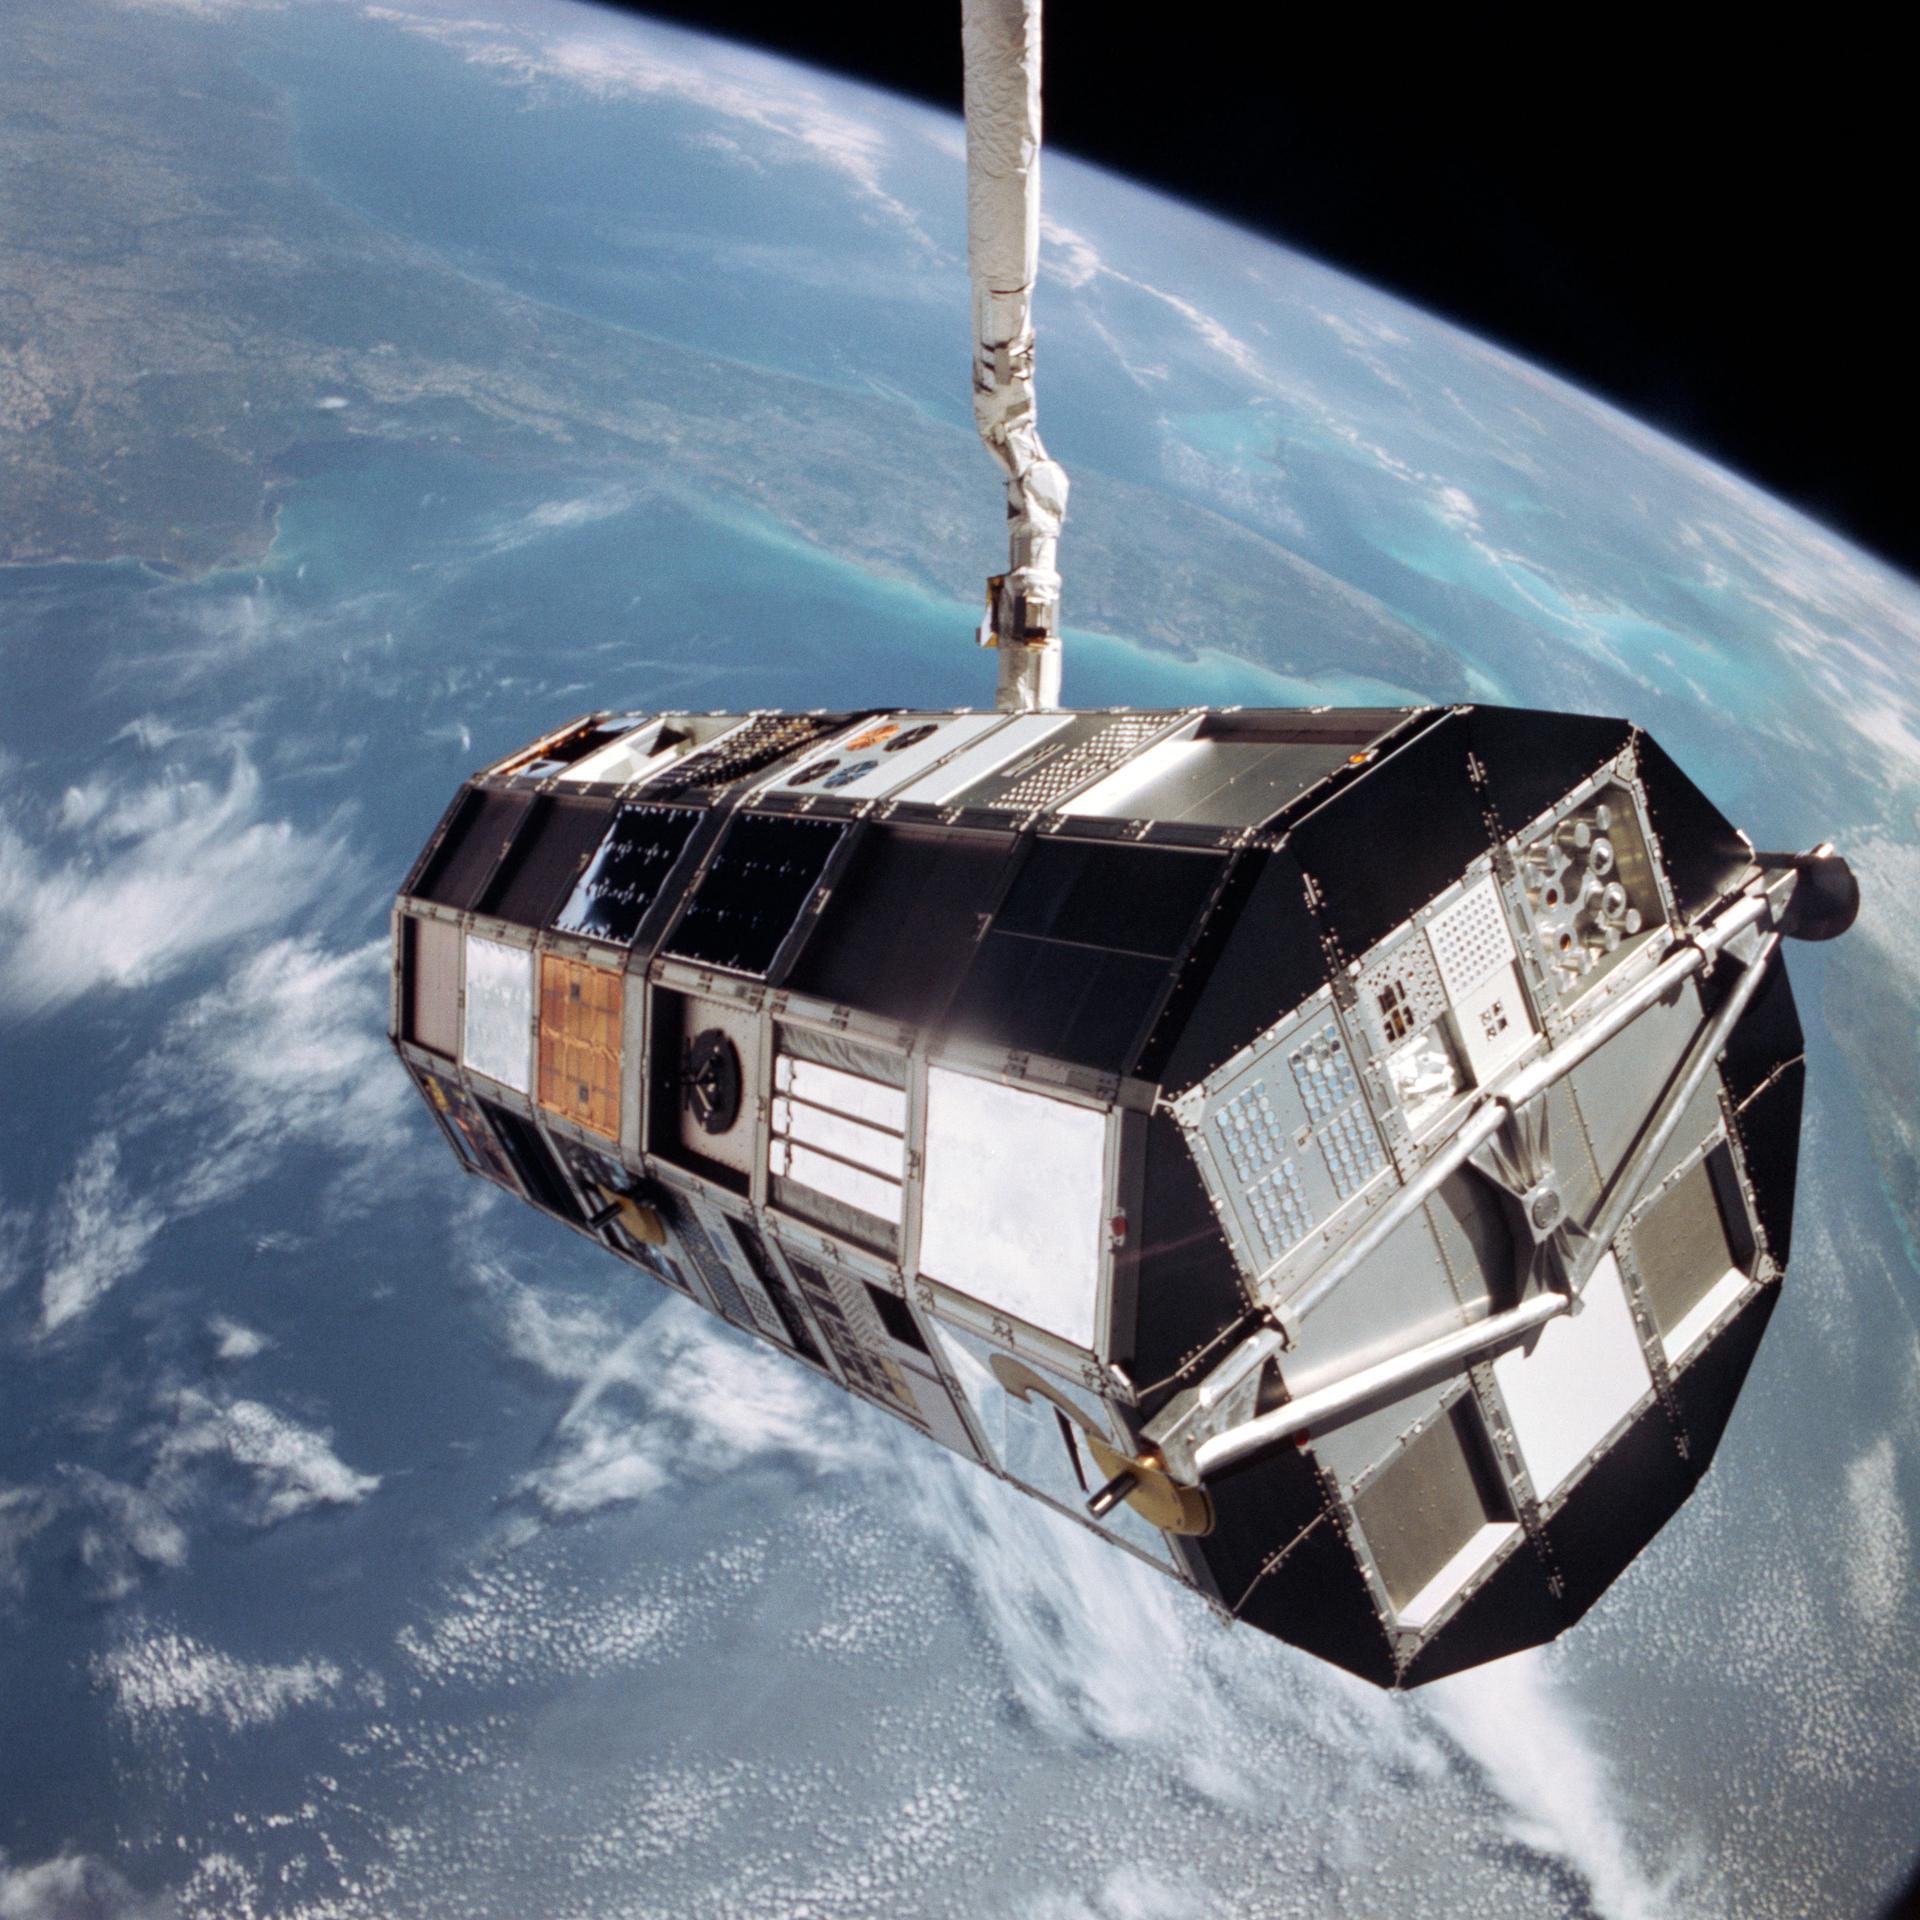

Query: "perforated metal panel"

xmin=984 ymin=715 xmax=1166 ymax=812
xmin=1354 ymin=934 xmax=1448 ymax=1053
xmin=1186 ymin=1001 xmax=1388 ymax=1282
xmin=1425 ymin=878 xmax=1516 ymax=1002
xmin=636 ymin=714 xmax=840 ymax=798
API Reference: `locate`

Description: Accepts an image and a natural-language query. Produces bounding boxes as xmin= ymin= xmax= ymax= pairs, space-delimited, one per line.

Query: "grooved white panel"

xmin=919 ymin=1069 xmax=1107 ymax=1349
xmin=1426 ymin=878 xmax=1516 ymax=1003
xmin=460 ymin=935 xmax=533 ymax=1093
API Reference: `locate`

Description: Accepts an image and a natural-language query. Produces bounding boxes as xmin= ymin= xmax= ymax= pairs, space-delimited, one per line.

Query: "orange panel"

xmin=537 ymin=955 xmax=624 ymax=1139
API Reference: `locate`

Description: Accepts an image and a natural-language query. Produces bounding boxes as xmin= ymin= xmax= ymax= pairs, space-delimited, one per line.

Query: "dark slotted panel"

xmin=410 ymin=1065 xmax=519 ymax=1189
xmin=787 ymin=825 xmax=1017 ymax=1025
xmin=666 ymin=815 xmax=846 ymax=977
xmin=476 ymin=797 xmax=617 ymax=928
xmin=412 ymin=789 xmax=531 ymax=911
xmin=1288 ymin=711 xmax=1490 ymax=963
xmin=1466 ymin=706 xmax=1632 ymax=838
xmin=1633 ymin=730 xmax=1753 ymax=921
xmin=1141 ymin=845 xmax=1327 ymax=1093
xmin=665 ymin=1200 xmax=756 ymax=1330
xmin=554 ymin=805 xmax=705 ymax=946
xmin=478 ymin=1100 xmax=582 ymax=1222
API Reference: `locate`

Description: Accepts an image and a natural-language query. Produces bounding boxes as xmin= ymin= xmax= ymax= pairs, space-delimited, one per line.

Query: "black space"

xmin=600 ymin=3 xmax=1913 ymax=583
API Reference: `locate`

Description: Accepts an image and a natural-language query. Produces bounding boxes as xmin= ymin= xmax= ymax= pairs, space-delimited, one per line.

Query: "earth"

xmin=3 ymin=3 xmax=1919 ymax=1917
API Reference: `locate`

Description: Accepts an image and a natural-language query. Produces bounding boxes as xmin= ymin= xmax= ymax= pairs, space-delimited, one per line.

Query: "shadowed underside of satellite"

xmin=389 ymin=0 xmax=1857 ymax=1685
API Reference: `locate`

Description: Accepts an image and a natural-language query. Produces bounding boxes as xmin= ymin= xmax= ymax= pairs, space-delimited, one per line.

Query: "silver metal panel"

xmin=1566 ymin=977 xmax=1711 ymax=1189
xmin=557 ymin=715 xmax=746 ymax=788
xmin=891 ymin=713 xmax=1071 ymax=805
xmin=1185 ymin=999 xmax=1392 ymax=1284
xmin=919 ymin=1068 xmax=1109 ymax=1351
xmin=1282 ymin=1215 xmax=1472 ymax=1491
xmin=761 ymin=713 xmax=1008 ymax=801
xmin=1350 ymin=1396 xmax=1514 ymax=1622
xmin=1057 ymin=734 xmax=1323 ymax=828
xmin=1425 ymin=877 xmax=1517 ymax=1004
xmin=1490 ymin=1251 xmax=1651 ymax=1502
xmin=460 ymin=934 xmax=533 ymax=1093
xmin=975 ymin=713 xmax=1170 ymax=812
xmin=1630 ymin=1152 xmax=1747 ymax=1362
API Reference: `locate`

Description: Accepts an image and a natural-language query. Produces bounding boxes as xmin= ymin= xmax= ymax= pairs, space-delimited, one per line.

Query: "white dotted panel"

xmin=1213 ymin=1079 xmax=1284 ymax=1182
xmin=1425 ymin=878 xmax=1516 ymax=1004
xmin=1289 ymin=1024 xmax=1362 ymax=1122
xmin=1245 ymin=1159 xmax=1312 ymax=1262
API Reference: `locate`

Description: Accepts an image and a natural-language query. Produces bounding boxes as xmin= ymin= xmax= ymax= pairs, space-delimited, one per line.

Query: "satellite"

xmin=389 ymin=0 xmax=1858 ymax=1684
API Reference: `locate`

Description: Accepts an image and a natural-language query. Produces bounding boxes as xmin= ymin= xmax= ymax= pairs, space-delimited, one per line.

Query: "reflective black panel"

xmin=1467 ymin=705 xmax=1632 ymax=838
xmin=1140 ymin=845 xmax=1327 ymax=1092
xmin=993 ymin=840 xmax=1222 ymax=956
xmin=555 ymin=805 xmax=705 ymax=946
xmin=1288 ymin=712 xmax=1490 ymax=963
xmin=1633 ymin=731 xmax=1753 ymax=921
xmin=665 ymin=814 xmax=847 ymax=977
xmin=477 ymin=797 xmax=618 ymax=928
xmin=412 ymin=788 xmax=531 ymax=911
xmin=945 ymin=935 xmax=1168 ymax=1072
xmin=786 ymin=825 xmax=1016 ymax=1025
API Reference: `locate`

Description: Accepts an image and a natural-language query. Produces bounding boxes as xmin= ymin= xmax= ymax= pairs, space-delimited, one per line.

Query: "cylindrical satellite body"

xmin=390 ymin=703 xmax=1838 ymax=1686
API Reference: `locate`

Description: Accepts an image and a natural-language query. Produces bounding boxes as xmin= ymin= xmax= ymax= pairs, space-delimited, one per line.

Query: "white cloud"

xmin=206 ymin=1315 xmax=270 ymax=1363
xmin=0 ymin=1486 xmax=54 ymax=1598
xmin=1426 ymin=1651 xmax=1686 ymax=1920
xmin=0 ymin=1189 xmax=29 ymax=1296
xmin=0 ymin=1849 xmax=170 ymax=1920
xmin=499 ymin=1289 xmax=871 ymax=1524
xmin=153 ymin=1390 xmax=380 ymax=1525
xmin=59 ymin=1469 xmax=189 ymax=1603
xmin=32 ymin=936 xmax=411 ymax=1334
xmin=94 ymin=1627 xmax=341 ymax=1735
xmin=39 ymin=1136 xmax=166 ymax=1337
xmin=133 ymin=935 xmax=413 ymax=1215
xmin=0 ymin=748 xmax=351 ymax=1016
xmin=365 ymin=5 xmax=931 ymax=246
xmin=1841 ymin=1434 xmax=1910 ymax=1631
